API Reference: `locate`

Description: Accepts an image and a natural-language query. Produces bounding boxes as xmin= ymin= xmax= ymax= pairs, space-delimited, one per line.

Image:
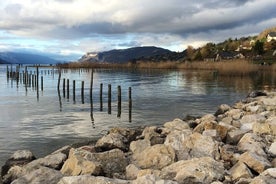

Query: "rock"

xmin=226 ymin=129 xmax=247 ymax=145
xmin=268 ymin=142 xmax=276 ymax=156
xmin=239 ymin=152 xmax=271 ymax=174
xmin=266 ymin=117 xmax=276 ymax=135
xmin=240 ymin=114 xmax=266 ymax=131
xmin=125 ymin=164 xmax=140 ymax=180
xmin=247 ymin=91 xmax=267 ymax=98
xmin=253 ymin=122 xmax=272 ymax=135
xmin=237 ymin=133 xmax=266 ymax=156
xmin=160 ymin=157 xmax=225 ymax=183
xmin=133 ymin=174 xmax=178 ymax=184
xmin=1 ymin=150 xmax=36 ymax=181
xmin=11 ymin=166 xmax=63 ymax=184
xmin=225 ymin=109 xmax=243 ymax=120
xmin=197 ymin=114 xmax=216 ymax=124
xmin=109 ymin=127 xmax=143 ymax=143
xmin=194 ymin=121 xmax=228 ymax=141
xmin=220 ymin=116 xmax=233 ymax=124
xmin=142 ymin=126 xmax=165 ymax=145
xmin=219 ymin=144 xmax=238 ymax=169
xmin=58 ymin=175 xmax=129 ymax=184
xmin=163 ymin=118 xmax=190 ymax=132
xmin=62 ymin=148 xmax=128 ymax=177
xmin=183 ymin=132 xmax=220 ymax=159
xmin=250 ymin=168 xmax=276 ymax=184
xmin=229 ymin=162 xmax=253 ymax=181
xmin=129 ymin=139 xmax=151 ymax=155
xmin=215 ymin=104 xmax=231 ymax=116
xmin=137 ymin=169 xmax=160 ymax=178
xmin=132 ymin=144 xmax=175 ymax=170
xmin=61 ymin=148 xmax=102 ymax=176
xmin=95 ymin=133 xmax=128 ymax=151
xmin=85 ymin=148 xmax=128 ymax=177
xmin=27 ymin=151 xmax=67 ymax=170
xmin=164 ymin=129 xmax=192 ymax=160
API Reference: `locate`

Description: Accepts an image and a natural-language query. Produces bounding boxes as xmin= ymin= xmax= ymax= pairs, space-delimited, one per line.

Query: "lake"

xmin=0 ymin=64 xmax=275 ymax=165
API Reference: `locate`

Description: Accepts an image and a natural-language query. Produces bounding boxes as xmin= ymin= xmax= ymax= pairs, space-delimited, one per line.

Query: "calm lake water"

xmin=0 ymin=64 xmax=275 ymax=165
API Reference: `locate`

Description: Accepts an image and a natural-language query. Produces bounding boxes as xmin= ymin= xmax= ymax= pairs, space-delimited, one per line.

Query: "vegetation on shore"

xmin=58 ymin=59 xmax=276 ymax=76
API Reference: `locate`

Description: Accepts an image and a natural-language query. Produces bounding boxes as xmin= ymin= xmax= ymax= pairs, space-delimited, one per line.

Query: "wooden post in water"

xmin=67 ymin=79 xmax=69 ymax=99
xmin=108 ymin=84 xmax=111 ymax=114
xmin=6 ymin=65 xmax=9 ymax=78
xmin=81 ymin=81 xmax=84 ymax=104
xmin=36 ymin=66 xmax=39 ymax=91
xmin=117 ymin=85 xmax=121 ymax=118
xmin=100 ymin=83 xmax=103 ymax=111
xmin=73 ymin=80 xmax=76 ymax=102
xmin=57 ymin=69 xmax=61 ymax=90
xmin=90 ymin=70 xmax=94 ymax=122
xmin=129 ymin=87 xmax=132 ymax=122
xmin=41 ymin=76 xmax=43 ymax=91
xmin=32 ymin=75 xmax=35 ymax=88
xmin=63 ymin=78 xmax=66 ymax=98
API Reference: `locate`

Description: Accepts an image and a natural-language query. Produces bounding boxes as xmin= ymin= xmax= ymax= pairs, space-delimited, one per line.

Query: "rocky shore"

xmin=1 ymin=91 xmax=276 ymax=184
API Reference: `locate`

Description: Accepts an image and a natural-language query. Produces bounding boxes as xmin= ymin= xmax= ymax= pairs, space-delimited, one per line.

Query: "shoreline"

xmin=1 ymin=90 xmax=276 ymax=184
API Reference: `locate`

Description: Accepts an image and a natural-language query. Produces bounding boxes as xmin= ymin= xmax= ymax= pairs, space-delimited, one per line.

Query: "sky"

xmin=0 ymin=0 xmax=276 ymax=60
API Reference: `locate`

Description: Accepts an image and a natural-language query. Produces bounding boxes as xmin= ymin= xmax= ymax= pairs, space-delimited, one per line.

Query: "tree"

xmin=186 ymin=45 xmax=195 ymax=60
xmin=253 ymin=40 xmax=264 ymax=55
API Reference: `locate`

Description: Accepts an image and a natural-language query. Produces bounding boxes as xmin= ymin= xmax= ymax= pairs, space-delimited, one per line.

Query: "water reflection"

xmin=0 ymin=65 xmax=276 ymax=166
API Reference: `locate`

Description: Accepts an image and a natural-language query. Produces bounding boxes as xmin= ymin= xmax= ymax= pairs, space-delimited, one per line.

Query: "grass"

xmin=59 ymin=59 xmax=276 ymax=76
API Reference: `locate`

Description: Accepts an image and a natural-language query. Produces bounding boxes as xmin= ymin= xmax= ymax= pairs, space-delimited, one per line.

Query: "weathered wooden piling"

xmin=41 ymin=76 xmax=43 ymax=91
xmin=117 ymin=85 xmax=121 ymax=118
xmin=32 ymin=75 xmax=35 ymax=87
xmin=57 ymin=69 xmax=61 ymax=90
xmin=73 ymin=80 xmax=76 ymax=102
xmin=129 ymin=87 xmax=132 ymax=122
xmin=90 ymin=71 xmax=94 ymax=122
xmin=63 ymin=78 xmax=66 ymax=98
xmin=67 ymin=79 xmax=69 ymax=99
xmin=81 ymin=81 xmax=84 ymax=104
xmin=100 ymin=83 xmax=103 ymax=111
xmin=6 ymin=66 xmax=9 ymax=78
xmin=108 ymin=84 xmax=111 ymax=114
xmin=36 ymin=66 xmax=39 ymax=91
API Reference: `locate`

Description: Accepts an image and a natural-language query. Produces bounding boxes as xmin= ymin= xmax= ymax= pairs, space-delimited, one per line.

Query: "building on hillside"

xmin=267 ymin=32 xmax=276 ymax=42
xmin=215 ymin=51 xmax=245 ymax=61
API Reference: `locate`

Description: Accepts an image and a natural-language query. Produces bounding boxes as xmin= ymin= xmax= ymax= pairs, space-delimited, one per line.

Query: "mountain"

xmin=0 ymin=52 xmax=59 ymax=64
xmin=79 ymin=46 xmax=173 ymax=63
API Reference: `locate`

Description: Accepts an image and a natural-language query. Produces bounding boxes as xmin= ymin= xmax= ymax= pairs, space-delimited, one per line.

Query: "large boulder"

xmin=95 ymin=133 xmax=128 ymax=152
xmin=160 ymin=157 xmax=225 ymax=184
xmin=239 ymin=152 xmax=271 ymax=174
xmin=1 ymin=150 xmax=36 ymax=183
xmin=11 ymin=166 xmax=63 ymax=184
xmin=132 ymin=144 xmax=175 ymax=170
xmin=61 ymin=148 xmax=102 ymax=176
xmin=141 ymin=126 xmax=165 ymax=145
xmin=237 ymin=133 xmax=266 ymax=156
xmin=129 ymin=139 xmax=151 ymax=155
xmin=239 ymin=114 xmax=266 ymax=131
xmin=164 ymin=129 xmax=192 ymax=160
xmin=61 ymin=148 xmax=128 ymax=177
xmin=250 ymin=168 xmax=276 ymax=184
xmin=163 ymin=118 xmax=190 ymax=132
xmin=228 ymin=161 xmax=253 ymax=181
xmin=182 ymin=132 xmax=220 ymax=160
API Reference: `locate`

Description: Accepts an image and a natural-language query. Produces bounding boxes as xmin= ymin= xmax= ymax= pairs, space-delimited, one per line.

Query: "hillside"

xmin=79 ymin=46 xmax=173 ymax=63
xmin=0 ymin=52 xmax=58 ymax=64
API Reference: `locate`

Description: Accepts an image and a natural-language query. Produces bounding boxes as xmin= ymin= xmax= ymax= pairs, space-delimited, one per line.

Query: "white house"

xmin=267 ymin=32 xmax=276 ymax=42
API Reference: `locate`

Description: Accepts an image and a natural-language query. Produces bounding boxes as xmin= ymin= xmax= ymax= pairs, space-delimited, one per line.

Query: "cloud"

xmin=0 ymin=0 xmax=275 ymax=59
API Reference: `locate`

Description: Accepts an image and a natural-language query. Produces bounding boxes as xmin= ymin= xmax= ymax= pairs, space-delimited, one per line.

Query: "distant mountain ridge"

xmin=79 ymin=46 xmax=173 ymax=63
xmin=0 ymin=52 xmax=58 ymax=64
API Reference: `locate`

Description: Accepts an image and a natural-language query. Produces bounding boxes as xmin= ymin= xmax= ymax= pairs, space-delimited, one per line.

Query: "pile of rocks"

xmin=1 ymin=91 xmax=276 ymax=184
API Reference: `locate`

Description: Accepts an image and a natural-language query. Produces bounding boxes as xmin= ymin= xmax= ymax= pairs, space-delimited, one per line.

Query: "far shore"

xmin=58 ymin=59 xmax=276 ymax=76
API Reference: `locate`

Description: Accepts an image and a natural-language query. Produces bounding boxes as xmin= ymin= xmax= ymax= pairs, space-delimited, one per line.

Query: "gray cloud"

xmin=0 ymin=0 xmax=275 ymax=57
